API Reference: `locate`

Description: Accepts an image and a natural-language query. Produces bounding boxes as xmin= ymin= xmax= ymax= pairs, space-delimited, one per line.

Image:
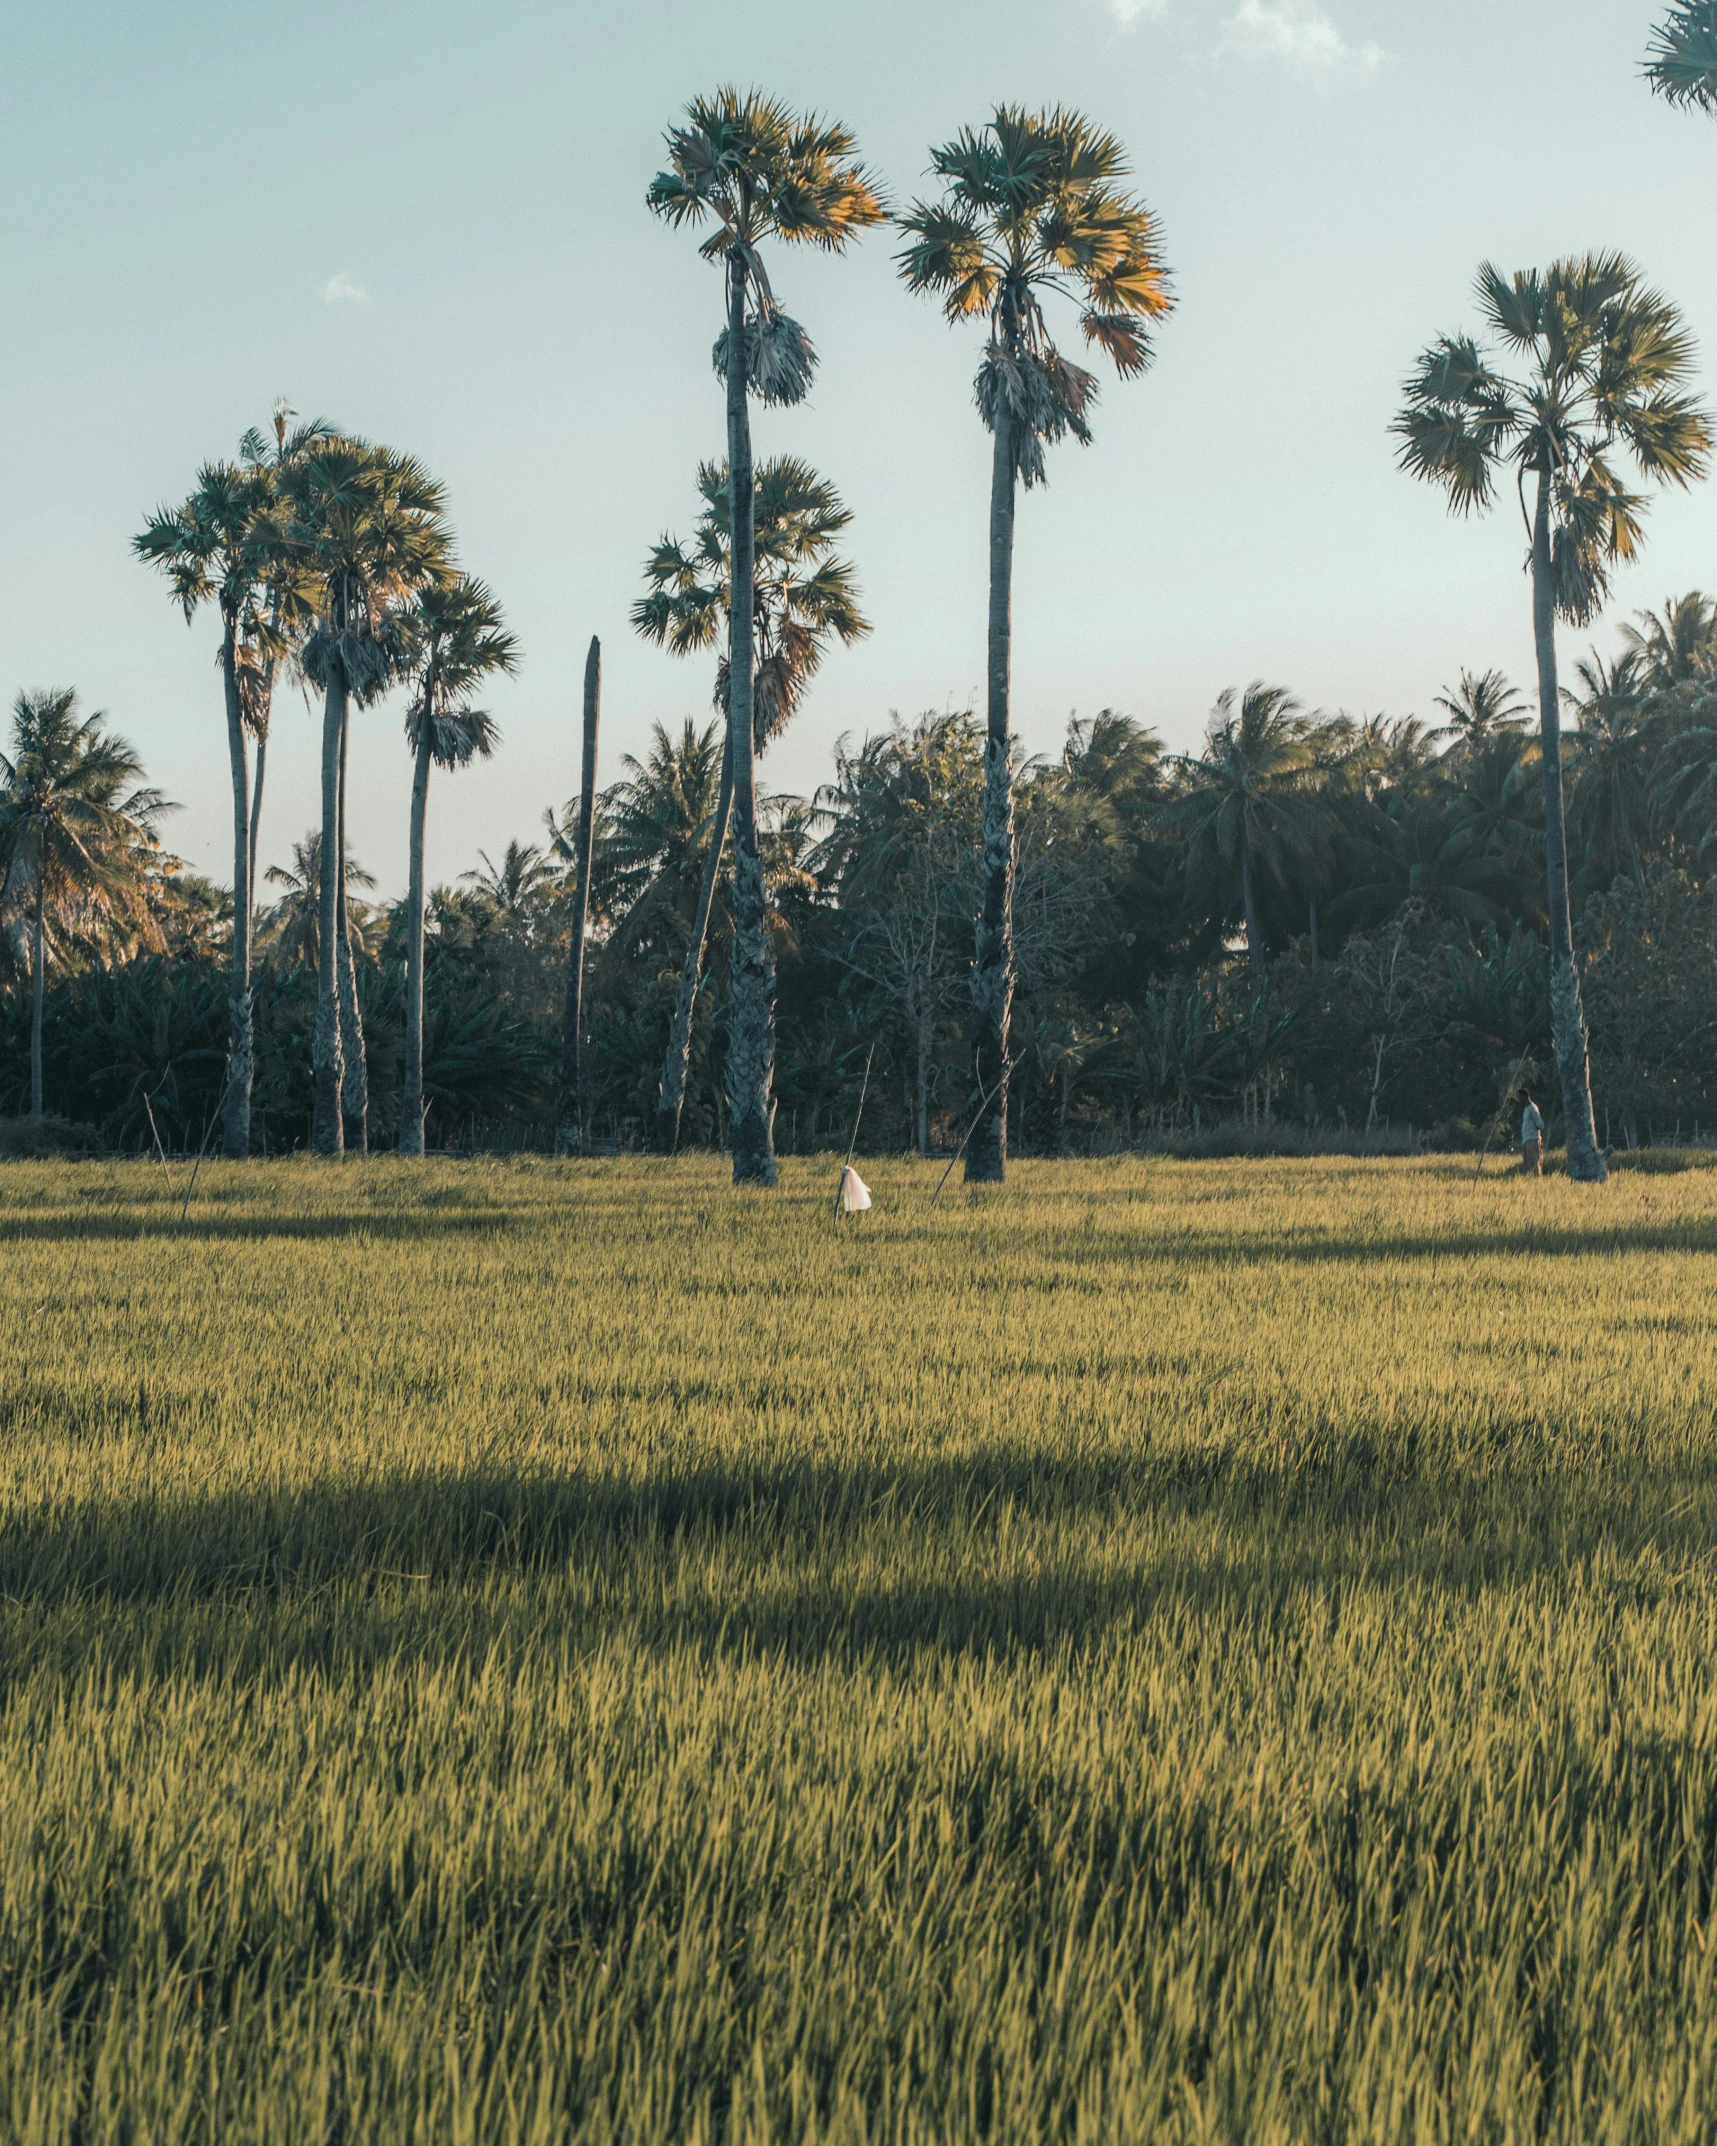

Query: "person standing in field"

xmin=1520 ymin=1096 xmax=1545 ymax=1177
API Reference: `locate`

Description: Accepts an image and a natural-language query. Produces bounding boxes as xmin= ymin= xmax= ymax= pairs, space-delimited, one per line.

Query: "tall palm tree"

xmin=1157 ymin=685 xmax=1327 ymax=979
xmin=896 ymin=107 xmax=1174 ymax=1181
xmin=398 ymin=576 xmax=515 ymax=1156
xmin=634 ymin=454 xmax=869 ymax=1154
xmin=1648 ymin=4 xmax=1717 ymax=110
xmin=1620 ymin=591 xmax=1717 ymax=690
xmin=134 ymin=458 xmax=284 ymax=1156
xmin=1394 ymin=253 xmax=1711 ymax=1182
xmin=0 ymin=692 xmax=169 ymax=1116
xmin=279 ymin=438 xmax=451 ymax=1155
xmin=1431 ymin=668 xmax=1530 ymax=749
xmin=648 ymin=87 xmax=885 ymax=1185
xmin=236 ymin=401 xmax=339 ymax=898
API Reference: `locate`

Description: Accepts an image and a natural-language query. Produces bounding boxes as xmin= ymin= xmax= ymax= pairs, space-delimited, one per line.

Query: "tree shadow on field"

xmin=6 ymin=1439 xmax=1716 ymax=1675
xmin=0 ymin=1209 xmax=518 ymax=1245
xmin=1042 ymin=1219 xmax=1717 ymax=1272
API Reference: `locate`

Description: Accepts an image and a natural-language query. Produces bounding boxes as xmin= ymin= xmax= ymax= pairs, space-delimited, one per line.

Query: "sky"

xmin=0 ymin=0 xmax=1710 ymax=899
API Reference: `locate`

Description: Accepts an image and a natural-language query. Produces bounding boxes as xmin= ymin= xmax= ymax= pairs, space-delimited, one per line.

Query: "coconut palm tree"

xmin=1566 ymin=652 xmax=1656 ymax=899
xmin=398 ymin=576 xmax=515 ymax=1156
xmin=648 ymin=87 xmax=886 ymax=1185
xmin=0 ymin=692 xmax=169 ymax=1116
xmin=279 ymin=438 xmax=451 ymax=1154
xmin=896 ymin=106 xmax=1173 ymax=1180
xmin=1621 ymin=591 xmax=1717 ymax=690
xmin=1157 ymin=685 xmax=1328 ymax=979
xmin=1430 ymin=668 xmax=1530 ymax=749
xmin=259 ymin=831 xmax=375 ymax=973
xmin=633 ymin=453 xmax=869 ymax=1154
xmin=1648 ymin=4 xmax=1717 ymax=110
xmin=133 ymin=458 xmax=286 ymax=1156
xmin=1394 ymin=253 xmax=1711 ymax=1182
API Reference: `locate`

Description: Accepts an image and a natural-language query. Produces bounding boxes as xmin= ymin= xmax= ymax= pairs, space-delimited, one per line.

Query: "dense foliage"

xmin=7 ymin=595 xmax=1717 ymax=1154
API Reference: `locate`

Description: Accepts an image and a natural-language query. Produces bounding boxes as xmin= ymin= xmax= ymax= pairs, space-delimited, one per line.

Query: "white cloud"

xmin=1218 ymin=0 xmax=1388 ymax=81
xmin=321 ymin=270 xmax=369 ymax=305
xmin=1107 ymin=0 xmax=1168 ymax=21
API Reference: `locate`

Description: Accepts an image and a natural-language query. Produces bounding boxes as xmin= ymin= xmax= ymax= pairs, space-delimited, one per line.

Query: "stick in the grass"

xmin=1473 ymin=1050 xmax=1533 ymax=1185
xmin=835 ymin=1043 xmax=876 ymax=1217
xmin=931 ymin=1060 xmax=1011 ymax=1206
xmin=142 ymin=1089 xmax=176 ymax=1197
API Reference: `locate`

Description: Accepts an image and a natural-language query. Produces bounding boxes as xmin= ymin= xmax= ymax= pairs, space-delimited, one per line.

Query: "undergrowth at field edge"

xmin=2 ymin=1153 xmax=1716 ymax=2144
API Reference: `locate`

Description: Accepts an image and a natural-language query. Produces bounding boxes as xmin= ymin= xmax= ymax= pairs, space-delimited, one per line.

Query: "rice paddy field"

xmin=4 ymin=1153 xmax=1717 ymax=2142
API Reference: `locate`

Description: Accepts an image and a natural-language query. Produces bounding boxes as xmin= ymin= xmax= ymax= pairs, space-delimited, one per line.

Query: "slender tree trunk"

xmin=1531 ymin=466 xmax=1607 ymax=1183
xmin=1242 ymin=843 xmax=1264 ymax=982
xmin=400 ymin=710 xmax=435 ymax=1159
xmin=29 ymin=876 xmax=45 ymax=1118
xmin=1309 ymin=895 xmax=1320 ymax=969
xmin=221 ymin=613 xmax=254 ymax=1158
xmin=967 ymin=407 xmax=1017 ymax=1184
xmin=556 ymin=637 xmax=603 ymax=1157
xmin=248 ymin=731 xmax=267 ymax=910
xmin=656 ymin=720 xmax=734 ymax=1155
xmin=312 ymin=675 xmax=346 ymax=1156
xmin=916 ymin=998 xmax=931 ymax=1160
xmin=336 ymin=701 xmax=368 ymax=1154
xmin=723 ymin=257 xmax=776 ymax=1186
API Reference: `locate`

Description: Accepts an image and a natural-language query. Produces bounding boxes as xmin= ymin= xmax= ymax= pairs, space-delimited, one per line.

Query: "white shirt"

xmin=1521 ymin=1103 xmax=1543 ymax=1144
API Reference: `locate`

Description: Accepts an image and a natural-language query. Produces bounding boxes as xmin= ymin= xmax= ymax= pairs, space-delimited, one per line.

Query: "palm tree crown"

xmin=896 ymin=106 xmax=1174 ymax=483
xmin=1432 ymin=668 xmax=1530 ymax=747
xmin=1648 ymin=3 xmax=1717 ymax=111
xmin=1394 ymin=255 xmax=1711 ymax=626
xmin=633 ymin=456 xmax=869 ymax=748
xmin=646 ymin=88 xmax=887 ymax=407
xmin=0 ymin=692 xmax=168 ymax=925
xmin=405 ymin=576 xmax=515 ymax=771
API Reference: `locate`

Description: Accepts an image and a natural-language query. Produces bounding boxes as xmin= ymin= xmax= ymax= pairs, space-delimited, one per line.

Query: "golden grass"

xmin=3 ymin=1153 xmax=1717 ymax=2141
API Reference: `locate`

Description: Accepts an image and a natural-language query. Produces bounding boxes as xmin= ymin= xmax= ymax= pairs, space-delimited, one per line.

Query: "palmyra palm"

xmin=398 ymin=576 xmax=515 ymax=1156
xmin=1648 ymin=4 xmax=1717 ymax=110
xmin=279 ymin=438 xmax=451 ymax=1155
xmin=896 ymin=105 xmax=1173 ymax=1180
xmin=633 ymin=454 xmax=869 ymax=1153
xmin=648 ymin=87 xmax=885 ymax=1185
xmin=1395 ymin=252 xmax=1711 ymax=1182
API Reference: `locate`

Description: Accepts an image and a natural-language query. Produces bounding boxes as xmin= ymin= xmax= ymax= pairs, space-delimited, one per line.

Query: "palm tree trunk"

xmin=312 ymin=675 xmax=346 ymax=1156
xmin=400 ymin=713 xmax=435 ymax=1159
xmin=723 ymin=257 xmax=776 ymax=1186
xmin=221 ymin=615 xmax=254 ymax=1159
xmin=248 ymin=731 xmax=267 ymax=909
xmin=656 ymin=719 xmax=734 ymax=1155
xmin=29 ymin=875 xmax=45 ymax=1118
xmin=1242 ymin=843 xmax=1264 ymax=982
xmin=336 ymin=700 xmax=368 ymax=1154
xmin=967 ymin=406 xmax=1017 ymax=1184
xmin=556 ymin=637 xmax=602 ymax=1157
xmin=1531 ymin=466 xmax=1607 ymax=1183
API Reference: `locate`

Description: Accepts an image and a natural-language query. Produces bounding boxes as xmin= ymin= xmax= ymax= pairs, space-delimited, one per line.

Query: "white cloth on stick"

xmin=839 ymin=1165 xmax=872 ymax=1213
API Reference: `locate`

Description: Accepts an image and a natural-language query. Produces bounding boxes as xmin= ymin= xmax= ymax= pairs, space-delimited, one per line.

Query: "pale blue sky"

xmin=0 ymin=0 xmax=1709 ymax=895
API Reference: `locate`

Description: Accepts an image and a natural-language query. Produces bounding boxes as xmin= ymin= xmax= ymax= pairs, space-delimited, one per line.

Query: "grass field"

xmin=4 ymin=1153 xmax=1717 ymax=2142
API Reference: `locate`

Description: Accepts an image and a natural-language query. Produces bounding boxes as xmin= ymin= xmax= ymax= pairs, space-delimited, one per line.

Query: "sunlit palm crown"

xmin=404 ymin=576 xmax=517 ymax=772
xmin=1394 ymin=254 xmax=1712 ymax=625
xmin=1648 ymin=3 xmax=1717 ymax=111
xmin=896 ymin=106 xmax=1173 ymax=483
xmin=278 ymin=439 xmax=454 ymax=702
xmin=1158 ymin=685 xmax=1327 ymax=864
xmin=632 ymin=455 xmax=869 ymax=747
xmin=647 ymin=88 xmax=887 ymax=409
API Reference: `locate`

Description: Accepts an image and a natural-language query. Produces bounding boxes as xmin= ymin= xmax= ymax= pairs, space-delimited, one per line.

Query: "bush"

xmin=0 ymin=1114 xmax=104 ymax=1158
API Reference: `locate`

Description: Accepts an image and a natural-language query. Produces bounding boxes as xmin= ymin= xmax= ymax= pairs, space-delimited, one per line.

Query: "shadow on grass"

xmin=0 ymin=1209 xmax=520 ymax=1245
xmin=3 ymin=1440 xmax=1709 ymax=1671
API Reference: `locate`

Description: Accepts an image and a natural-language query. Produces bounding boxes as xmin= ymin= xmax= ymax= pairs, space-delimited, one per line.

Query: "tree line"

xmin=1 ymin=15 xmax=1713 ymax=1173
